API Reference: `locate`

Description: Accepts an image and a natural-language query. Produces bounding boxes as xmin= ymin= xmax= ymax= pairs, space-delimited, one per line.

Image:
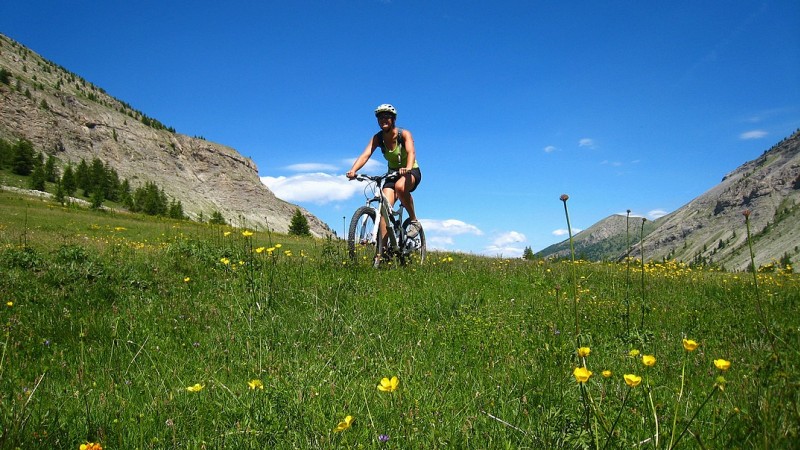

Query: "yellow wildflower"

xmin=377 ymin=376 xmax=399 ymax=392
xmin=80 ymin=443 xmax=103 ymax=450
xmin=624 ymin=374 xmax=642 ymax=387
xmin=682 ymin=339 xmax=699 ymax=352
xmin=642 ymin=355 xmax=656 ymax=367
xmin=333 ymin=415 xmax=353 ymax=432
xmin=255 ymin=247 xmax=265 ymax=253
xmin=573 ymin=367 xmax=592 ymax=383
xmin=224 ymin=231 xmax=232 ymax=236
xmin=186 ymin=383 xmax=204 ymax=392
xmin=183 ymin=277 xmax=190 ymax=283
xmin=714 ymin=359 xmax=731 ymax=371
xmin=275 ymin=243 xmax=282 ymax=248
xmin=602 ymin=370 xmax=612 ymax=378
xmin=242 ymin=230 xmax=254 ymax=237
xmin=577 ymin=347 xmax=591 ymax=358
xmin=248 ymin=379 xmax=264 ymax=390
xmin=628 ymin=349 xmax=640 ymax=357
xmin=220 ymin=257 xmax=230 ymax=265
xmin=6 ymin=301 xmax=12 ymax=307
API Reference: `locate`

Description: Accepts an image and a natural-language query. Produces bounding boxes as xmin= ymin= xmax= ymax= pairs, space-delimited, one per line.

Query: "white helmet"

xmin=374 ymin=104 xmax=397 ymax=117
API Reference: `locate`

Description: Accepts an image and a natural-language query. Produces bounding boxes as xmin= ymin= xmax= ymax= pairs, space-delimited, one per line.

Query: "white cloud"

xmin=477 ymin=231 xmax=527 ymax=258
xmin=483 ymin=245 xmax=526 ymax=258
xmin=579 ymin=138 xmax=595 ymax=148
xmin=425 ymin=235 xmax=455 ymax=250
xmin=420 ymin=219 xmax=483 ymax=236
xmin=616 ymin=209 xmax=669 ymax=220
xmin=285 ymin=163 xmax=338 ymax=172
xmin=544 ymin=145 xmax=558 ymax=153
xmin=261 ymin=173 xmax=362 ymax=204
xmin=417 ymin=219 xmax=483 ymax=253
xmin=552 ymin=228 xmax=582 ymax=237
xmin=740 ymin=130 xmax=768 ymax=140
xmin=492 ymin=231 xmax=526 ymax=247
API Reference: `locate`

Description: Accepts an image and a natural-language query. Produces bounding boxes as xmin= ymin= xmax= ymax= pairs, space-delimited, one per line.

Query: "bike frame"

xmin=358 ymin=172 xmax=406 ymax=252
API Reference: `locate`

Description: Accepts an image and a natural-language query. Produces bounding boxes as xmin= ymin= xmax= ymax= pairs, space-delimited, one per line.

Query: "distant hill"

xmin=536 ymin=214 xmax=660 ymax=261
xmin=537 ymin=130 xmax=800 ymax=271
xmin=0 ymin=33 xmax=331 ymax=236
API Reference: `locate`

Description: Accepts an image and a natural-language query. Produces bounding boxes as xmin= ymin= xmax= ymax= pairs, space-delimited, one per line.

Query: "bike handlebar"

xmin=351 ymin=171 xmax=400 ymax=183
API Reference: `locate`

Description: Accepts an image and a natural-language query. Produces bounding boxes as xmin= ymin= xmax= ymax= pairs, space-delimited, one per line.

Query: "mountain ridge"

xmin=537 ymin=130 xmax=800 ymax=271
xmin=0 ymin=33 xmax=331 ymax=236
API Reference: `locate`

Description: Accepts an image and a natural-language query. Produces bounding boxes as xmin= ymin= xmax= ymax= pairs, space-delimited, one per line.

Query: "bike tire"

xmin=401 ymin=218 xmax=426 ymax=266
xmin=347 ymin=206 xmax=379 ymax=266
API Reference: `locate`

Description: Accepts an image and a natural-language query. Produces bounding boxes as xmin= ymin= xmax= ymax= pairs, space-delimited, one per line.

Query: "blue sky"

xmin=2 ymin=1 xmax=798 ymax=256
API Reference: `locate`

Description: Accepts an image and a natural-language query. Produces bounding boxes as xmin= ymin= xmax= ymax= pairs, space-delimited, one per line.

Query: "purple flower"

xmin=379 ymin=434 xmax=390 ymax=442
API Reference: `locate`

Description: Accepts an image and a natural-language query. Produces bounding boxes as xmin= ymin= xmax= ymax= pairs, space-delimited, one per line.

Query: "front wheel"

xmin=401 ymin=218 xmax=426 ymax=265
xmin=347 ymin=206 xmax=379 ymax=266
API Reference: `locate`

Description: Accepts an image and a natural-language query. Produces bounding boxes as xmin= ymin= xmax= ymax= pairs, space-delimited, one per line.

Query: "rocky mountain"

xmin=0 ymin=33 xmax=331 ymax=236
xmin=536 ymin=214 xmax=660 ymax=261
xmin=537 ymin=130 xmax=800 ymax=271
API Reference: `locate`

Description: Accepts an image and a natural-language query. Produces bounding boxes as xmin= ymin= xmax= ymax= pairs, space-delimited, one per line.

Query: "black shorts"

xmin=385 ymin=167 xmax=422 ymax=192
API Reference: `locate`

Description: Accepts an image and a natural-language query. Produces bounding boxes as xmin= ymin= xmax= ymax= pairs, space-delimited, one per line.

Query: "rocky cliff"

xmin=0 ymin=33 xmax=330 ymax=236
xmin=636 ymin=131 xmax=800 ymax=270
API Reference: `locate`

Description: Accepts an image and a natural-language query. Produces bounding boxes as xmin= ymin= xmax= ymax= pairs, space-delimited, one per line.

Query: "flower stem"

xmin=603 ymin=387 xmax=631 ymax=450
xmin=670 ymin=385 xmax=719 ymax=449
xmin=744 ymin=211 xmax=777 ymax=354
xmin=639 ymin=218 xmax=647 ymax=330
xmin=560 ymin=195 xmax=582 ymax=347
xmin=645 ymin=379 xmax=659 ymax=448
xmin=668 ymin=352 xmax=688 ymax=449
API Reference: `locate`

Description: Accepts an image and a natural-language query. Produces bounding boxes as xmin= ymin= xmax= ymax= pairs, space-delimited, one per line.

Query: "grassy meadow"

xmin=0 ymin=190 xmax=798 ymax=449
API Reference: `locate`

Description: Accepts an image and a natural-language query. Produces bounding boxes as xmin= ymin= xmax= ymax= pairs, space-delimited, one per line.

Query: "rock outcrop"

xmin=0 ymin=33 xmax=330 ymax=236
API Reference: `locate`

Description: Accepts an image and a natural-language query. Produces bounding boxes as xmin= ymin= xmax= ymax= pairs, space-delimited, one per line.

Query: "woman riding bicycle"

xmin=346 ymin=103 xmax=422 ymax=237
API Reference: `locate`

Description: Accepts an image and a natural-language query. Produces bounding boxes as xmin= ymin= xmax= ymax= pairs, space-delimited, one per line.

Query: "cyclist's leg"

xmin=393 ymin=173 xmax=417 ymax=222
xmin=378 ymin=187 xmax=395 ymax=252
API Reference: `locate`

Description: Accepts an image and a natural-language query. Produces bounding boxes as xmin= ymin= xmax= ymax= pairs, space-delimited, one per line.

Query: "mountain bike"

xmin=347 ymin=171 xmax=426 ymax=268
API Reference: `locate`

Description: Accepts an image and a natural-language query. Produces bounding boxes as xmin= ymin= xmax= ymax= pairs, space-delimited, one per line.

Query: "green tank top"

xmin=379 ymin=130 xmax=420 ymax=170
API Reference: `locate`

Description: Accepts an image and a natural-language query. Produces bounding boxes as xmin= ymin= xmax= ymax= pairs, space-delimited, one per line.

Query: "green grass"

xmin=1 ymin=190 xmax=798 ymax=449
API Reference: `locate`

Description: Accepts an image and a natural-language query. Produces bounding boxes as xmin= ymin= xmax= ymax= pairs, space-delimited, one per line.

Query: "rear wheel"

xmin=401 ymin=218 xmax=426 ymax=265
xmin=347 ymin=206 xmax=379 ymax=266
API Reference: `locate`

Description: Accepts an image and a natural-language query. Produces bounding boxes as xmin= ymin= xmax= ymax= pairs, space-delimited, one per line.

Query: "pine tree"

xmin=90 ymin=189 xmax=104 ymax=209
xmin=87 ymin=157 xmax=106 ymax=197
xmin=11 ymin=139 xmax=36 ymax=176
xmin=44 ymin=154 xmax=59 ymax=182
xmin=209 ymin=211 xmax=226 ymax=225
xmin=61 ymin=165 xmax=77 ymax=196
xmin=288 ymin=208 xmax=311 ymax=236
xmin=168 ymin=199 xmax=185 ymax=220
xmin=54 ymin=180 xmax=66 ymax=204
xmin=522 ymin=246 xmax=534 ymax=260
xmin=29 ymin=164 xmax=47 ymax=191
xmin=0 ymin=138 xmax=11 ymax=169
xmin=75 ymin=159 xmax=90 ymax=194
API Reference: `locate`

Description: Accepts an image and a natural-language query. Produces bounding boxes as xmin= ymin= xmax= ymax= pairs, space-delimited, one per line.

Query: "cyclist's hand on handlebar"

xmin=346 ymin=170 xmax=357 ymax=180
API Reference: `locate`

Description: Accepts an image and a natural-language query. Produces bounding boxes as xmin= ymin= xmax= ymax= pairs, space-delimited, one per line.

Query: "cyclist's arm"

xmin=346 ymin=135 xmax=380 ymax=179
xmin=399 ymin=129 xmax=416 ymax=175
